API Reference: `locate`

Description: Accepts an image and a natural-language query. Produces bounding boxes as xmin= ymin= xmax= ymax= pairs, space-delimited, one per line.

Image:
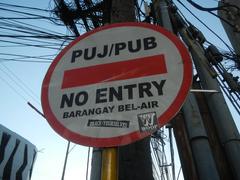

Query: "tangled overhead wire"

xmin=185 ymin=0 xmax=240 ymax=12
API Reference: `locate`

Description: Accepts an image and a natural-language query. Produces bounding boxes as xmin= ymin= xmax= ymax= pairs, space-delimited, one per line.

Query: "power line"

xmin=175 ymin=0 xmax=235 ymax=54
xmin=0 ymin=17 xmax=57 ymax=20
xmin=0 ymin=7 xmax=52 ymax=20
xmin=185 ymin=0 xmax=238 ymax=29
xmin=0 ymin=72 xmax=29 ymax=102
xmin=0 ymin=34 xmax=75 ymax=39
xmin=0 ymin=58 xmax=52 ymax=63
xmin=0 ymin=39 xmax=62 ymax=50
xmin=0 ymin=53 xmax=55 ymax=60
xmin=0 ymin=17 xmax=68 ymax=37
xmin=185 ymin=0 xmax=240 ymax=12
xmin=174 ymin=0 xmax=240 ymax=71
xmin=0 ymin=2 xmax=52 ymax=12
xmin=0 ymin=64 xmax=40 ymax=104
xmin=0 ymin=21 xmax=67 ymax=39
xmin=0 ymin=33 xmax=70 ymax=47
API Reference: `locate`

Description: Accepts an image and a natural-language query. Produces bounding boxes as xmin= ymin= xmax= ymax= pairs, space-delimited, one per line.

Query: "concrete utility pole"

xmin=91 ymin=1 xmax=154 ymax=180
xmin=153 ymin=1 xmax=220 ymax=180
xmin=152 ymin=2 xmax=200 ymax=180
xmin=218 ymin=0 xmax=240 ymax=69
xmin=182 ymin=95 xmax=220 ymax=180
xmin=171 ymin=10 xmax=240 ymax=179
xmin=110 ymin=1 xmax=135 ymax=23
xmin=111 ymin=1 xmax=153 ymax=180
xmin=171 ymin=114 xmax=199 ymax=180
xmin=193 ymin=81 xmax=234 ymax=180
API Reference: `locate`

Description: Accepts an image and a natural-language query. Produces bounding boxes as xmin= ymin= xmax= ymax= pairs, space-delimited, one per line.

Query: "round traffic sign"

xmin=41 ymin=22 xmax=192 ymax=147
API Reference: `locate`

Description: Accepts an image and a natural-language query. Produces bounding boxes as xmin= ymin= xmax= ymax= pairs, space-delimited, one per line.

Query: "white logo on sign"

xmin=138 ymin=112 xmax=157 ymax=132
xmin=141 ymin=113 xmax=155 ymax=126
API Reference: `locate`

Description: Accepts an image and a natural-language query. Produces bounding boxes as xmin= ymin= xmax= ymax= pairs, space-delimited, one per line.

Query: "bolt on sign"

xmin=41 ymin=22 xmax=192 ymax=147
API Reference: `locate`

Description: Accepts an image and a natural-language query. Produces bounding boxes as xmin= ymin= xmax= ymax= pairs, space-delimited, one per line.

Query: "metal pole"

xmin=154 ymin=1 xmax=220 ymax=179
xmin=101 ymin=148 xmax=118 ymax=180
xmin=86 ymin=147 xmax=91 ymax=180
xmin=90 ymin=148 xmax=102 ymax=180
xmin=61 ymin=141 xmax=70 ymax=180
xmin=172 ymin=11 xmax=240 ymax=179
xmin=168 ymin=126 xmax=176 ymax=180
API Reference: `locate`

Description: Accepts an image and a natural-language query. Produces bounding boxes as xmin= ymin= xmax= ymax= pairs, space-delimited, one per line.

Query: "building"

xmin=0 ymin=124 xmax=37 ymax=180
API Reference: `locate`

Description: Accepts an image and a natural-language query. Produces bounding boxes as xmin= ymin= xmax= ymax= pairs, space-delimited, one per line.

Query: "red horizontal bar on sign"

xmin=61 ymin=54 xmax=167 ymax=89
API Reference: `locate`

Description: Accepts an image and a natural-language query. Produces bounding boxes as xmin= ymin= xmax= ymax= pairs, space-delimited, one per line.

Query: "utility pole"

xmin=167 ymin=126 xmax=175 ymax=180
xmin=90 ymin=1 xmax=154 ymax=180
xmin=152 ymin=2 xmax=199 ymax=180
xmin=171 ymin=113 xmax=199 ymax=180
xmin=181 ymin=94 xmax=220 ymax=180
xmin=169 ymin=6 xmax=240 ymax=179
xmin=61 ymin=141 xmax=70 ymax=180
xmin=218 ymin=0 xmax=240 ymax=69
xmin=193 ymin=81 xmax=234 ymax=180
xmin=152 ymin=1 xmax=220 ymax=180
xmin=111 ymin=1 xmax=153 ymax=180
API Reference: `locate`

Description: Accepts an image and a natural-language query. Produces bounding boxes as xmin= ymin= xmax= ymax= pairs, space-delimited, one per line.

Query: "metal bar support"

xmin=101 ymin=147 xmax=118 ymax=180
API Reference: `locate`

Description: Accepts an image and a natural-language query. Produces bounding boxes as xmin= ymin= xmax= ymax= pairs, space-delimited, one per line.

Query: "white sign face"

xmin=41 ymin=22 xmax=192 ymax=147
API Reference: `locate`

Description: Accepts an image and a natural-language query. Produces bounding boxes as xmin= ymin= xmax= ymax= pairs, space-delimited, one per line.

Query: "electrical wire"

xmin=0 ymin=18 xmax=69 ymax=38
xmin=217 ymin=76 xmax=240 ymax=115
xmin=0 ymin=64 xmax=40 ymax=104
xmin=0 ymin=53 xmax=55 ymax=60
xmin=0 ymin=34 xmax=75 ymax=38
xmin=151 ymin=128 xmax=173 ymax=180
xmin=0 ymin=19 xmax=73 ymax=52
xmin=0 ymin=15 xmax=67 ymax=36
xmin=213 ymin=64 xmax=240 ymax=114
xmin=186 ymin=0 xmax=240 ymax=12
xmin=175 ymin=0 xmax=235 ymax=54
xmin=0 ymin=7 xmax=53 ymax=20
xmin=0 ymin=58 xmax=52 ymax=63
xmin=173 ymin=0 xmax=240 ymax=115
xmin=0 ymin=72 xmax=29 ymax=102
xmin=0 ymin=17 xmax=56 ymax=20
xmin=0 ymin=63 xmax=41 ymax=100
xmin=0 ymin=39 xmax=62 ymax=50
xmin=185 ymin=0 xmax=239 ymax=34
xmin=0 ymin=2 xmax=52 ymax=12
xmin=203 ymin=41 xmax=239 ymax=71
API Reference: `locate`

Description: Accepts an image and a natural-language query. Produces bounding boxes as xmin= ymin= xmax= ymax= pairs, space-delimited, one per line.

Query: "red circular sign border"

xmin=41 ymin=22 xmax=192 ymax=147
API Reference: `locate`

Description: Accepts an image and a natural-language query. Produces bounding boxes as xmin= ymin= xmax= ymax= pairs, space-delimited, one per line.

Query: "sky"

xmin=0 ymin=0 xmax=239 ymax=180
xmin=0 ymin=0 xmax=90 ymax=179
